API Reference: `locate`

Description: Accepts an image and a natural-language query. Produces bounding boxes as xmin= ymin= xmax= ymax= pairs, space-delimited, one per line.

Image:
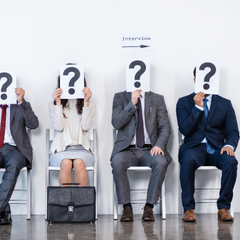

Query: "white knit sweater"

xmin=48 ymin=99 xmax=95 ymax=155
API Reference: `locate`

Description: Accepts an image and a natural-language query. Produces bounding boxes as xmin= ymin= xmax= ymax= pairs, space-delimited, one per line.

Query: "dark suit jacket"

xmin=111 ymin=91 xmax=172 ymax=164
xmin=10 ymin=99 xmax=39 ymax=169
xmin=176 ymin=93 xmax=239 ymax=159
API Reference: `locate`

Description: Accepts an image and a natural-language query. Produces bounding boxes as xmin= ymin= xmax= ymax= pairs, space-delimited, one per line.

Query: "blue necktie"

xmin=203 ymin=98 xmax=215 ymax=154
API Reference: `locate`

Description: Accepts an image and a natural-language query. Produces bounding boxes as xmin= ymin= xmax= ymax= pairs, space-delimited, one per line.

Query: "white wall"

xmin=1 ymin=0 xmax=240 ymax=215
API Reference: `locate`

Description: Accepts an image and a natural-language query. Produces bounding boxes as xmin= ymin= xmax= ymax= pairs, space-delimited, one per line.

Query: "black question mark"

xmin=199 ymin=62 xmax=216 ymax=90
xmin=0 ymin=72 xmax=12 ymax=100
xmin=63 ymin=67 xmax=80 ymax=95
xmin=129 ymin=60 xmax=146 ymax=88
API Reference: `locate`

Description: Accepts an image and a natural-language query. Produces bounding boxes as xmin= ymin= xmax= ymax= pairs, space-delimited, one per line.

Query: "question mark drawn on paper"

xmin=0 ymin=72 xmax=12 ymax=100
xmin=199 ymin=62 xmax=216 ymax=90
xmin=129 ymin=60 xmax=146 ymax=88
xmin=63 ymin=67 xmax=80 ymax=95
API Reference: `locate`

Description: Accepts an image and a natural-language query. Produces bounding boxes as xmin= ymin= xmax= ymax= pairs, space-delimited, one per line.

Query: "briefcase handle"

xmin=61 ymin=183 xmax=81 ymax=187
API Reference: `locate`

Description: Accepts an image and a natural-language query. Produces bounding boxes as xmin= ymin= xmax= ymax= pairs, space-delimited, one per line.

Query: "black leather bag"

xmin=47 ymin=185 xmax=95 ymax=223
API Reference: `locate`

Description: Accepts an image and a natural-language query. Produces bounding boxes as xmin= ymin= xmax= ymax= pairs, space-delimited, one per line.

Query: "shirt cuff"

xmin=195 ymin=105 xmax=204 ymax=111
xmin=224 ymin=145 xmax=234 ymax=151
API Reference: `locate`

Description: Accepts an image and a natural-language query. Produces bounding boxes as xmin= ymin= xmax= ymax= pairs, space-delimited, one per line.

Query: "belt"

xmin=129 ymin=144 xmax=152 ymax=148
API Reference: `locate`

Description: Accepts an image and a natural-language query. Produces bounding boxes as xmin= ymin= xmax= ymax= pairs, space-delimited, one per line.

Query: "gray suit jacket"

xmin=10 ymin=99 xmax=39 ymax=169
xmin=111 ymin=91 xmax=172 ymax=164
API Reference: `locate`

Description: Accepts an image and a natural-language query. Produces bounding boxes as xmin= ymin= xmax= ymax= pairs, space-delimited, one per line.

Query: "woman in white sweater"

xmin=49 ymin=78 xmax=95 ymax=186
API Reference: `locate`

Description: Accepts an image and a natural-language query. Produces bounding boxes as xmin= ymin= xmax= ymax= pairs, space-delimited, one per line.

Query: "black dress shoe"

xmin=0 ymin=212 xmax=12 ymax=225
xmin=120 ymin=206 xmax=133 ymax=222
xmin=142 ymin=206 xmax=155 ymax=221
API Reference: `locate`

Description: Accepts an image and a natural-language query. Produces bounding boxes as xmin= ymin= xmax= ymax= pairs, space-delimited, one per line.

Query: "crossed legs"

xmin=0 ymin=144 xmax=27 ymax=214
xmin=59 ymin=158 xmax=87 ymax=186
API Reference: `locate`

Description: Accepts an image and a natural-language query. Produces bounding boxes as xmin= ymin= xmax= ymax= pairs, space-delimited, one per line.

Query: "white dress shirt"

xmin=0 ymin=105 xmax=16 ymax=146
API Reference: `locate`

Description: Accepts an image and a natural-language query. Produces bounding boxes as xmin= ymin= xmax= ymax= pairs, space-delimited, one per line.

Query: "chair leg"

xmin=27 ymin=169 xmax=31 ymax=220
xmin=161 ymin=180 xmax=166 ymax=220
xmin=93 ymin=170 xmax=98 ymax=220
xmin=113 ymin=181 xmax=118 ymax=220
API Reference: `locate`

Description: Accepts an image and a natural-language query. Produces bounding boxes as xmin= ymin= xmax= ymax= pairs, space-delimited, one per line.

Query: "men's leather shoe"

xmin=141 ymin=206 xmax=155 ymax=221
xmin=218 ymin=209 xmax=234 ymax=221
xmin=0 ymin=212 xmax=12 ymax=225
xmin=183 ymin=209 xmax=196 ymax=222
xmin=120 ymin=206 xmax=133 ymax=222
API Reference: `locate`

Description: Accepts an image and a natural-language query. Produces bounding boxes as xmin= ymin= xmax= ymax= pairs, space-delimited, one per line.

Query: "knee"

xmin=111 ymin=156 xmax=126 ymax=173
xmin=60 ymin=159 xmax=73 ymax=171
xmin=223 ymin=156 xmax=238 ymax=170
xmin=180 ymin=157 xmax=197 ymax=170
xmin=73 ymin=159 xmax=86 ymax=170
xmin=151 ymin=155 xmax=168 ymax=172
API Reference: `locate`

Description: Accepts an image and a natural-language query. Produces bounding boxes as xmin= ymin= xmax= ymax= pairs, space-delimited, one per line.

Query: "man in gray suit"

xmin=111 ymin=89 xmax=171 ymax=221
xmin=0 ymin=87 xmax=38 ymax=224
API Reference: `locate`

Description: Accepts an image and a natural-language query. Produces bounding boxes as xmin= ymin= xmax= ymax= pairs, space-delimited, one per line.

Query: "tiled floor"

xmin=0 ymin=214 xmax=239 ymax=240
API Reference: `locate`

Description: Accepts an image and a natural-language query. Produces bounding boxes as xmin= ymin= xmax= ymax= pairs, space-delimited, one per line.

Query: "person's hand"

xmin=150 ymin=146 xmax=164 ymax=156
xmin=193 ymin=92 xmax=205 ymax=107
xmin=52 ymin=88 xmax=62 ymax=105
xmin=221 ymin=146 xmax=235 ymax=156
xmin=15 ymin=88 xmax=25 ymax=104
xmin=131 ymin=89 xmax=142 ymax=106
xmin=83 ymin=87 xmax=92 ymax=102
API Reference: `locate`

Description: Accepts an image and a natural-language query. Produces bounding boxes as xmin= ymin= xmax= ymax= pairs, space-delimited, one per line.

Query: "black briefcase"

xmin=47 ymin=185 xmax=95 ymax=223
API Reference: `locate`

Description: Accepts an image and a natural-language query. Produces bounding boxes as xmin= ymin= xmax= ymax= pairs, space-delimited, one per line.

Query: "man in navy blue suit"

xmin=176 ymin=68 xmax=239 ymax=222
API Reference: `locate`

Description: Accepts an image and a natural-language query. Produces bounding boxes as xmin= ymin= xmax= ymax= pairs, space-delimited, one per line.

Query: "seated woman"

xmin=49 ymin=76 xmax=95 ymax=186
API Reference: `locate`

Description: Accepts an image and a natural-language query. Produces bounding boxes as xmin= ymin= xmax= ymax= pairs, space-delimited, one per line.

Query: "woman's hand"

xmin=83 ymin=87 xmax=92 ymax=107
xmin=52 ymin=88 xmax=62 ymax=105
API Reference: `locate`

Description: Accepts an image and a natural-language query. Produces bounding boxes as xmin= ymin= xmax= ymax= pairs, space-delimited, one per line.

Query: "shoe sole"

xmin=218 ymin=216 xmax=233 ymax=221
xmin=142 ymin=218 xmax=155 ymax=221
xmin=120 ymin=219 xmax=133 ymax=222
xmin=183 ymin=219 xmax=196 ymax=222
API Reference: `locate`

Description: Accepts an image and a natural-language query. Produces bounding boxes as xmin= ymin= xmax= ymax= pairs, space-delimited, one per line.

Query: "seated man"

xmin=176 ymin=68 xmax=239 ymax=222
xmin=0 ymin=88 xmax=39 ymax=224
xmin=111 ymin=89 xmax=171 ymax=221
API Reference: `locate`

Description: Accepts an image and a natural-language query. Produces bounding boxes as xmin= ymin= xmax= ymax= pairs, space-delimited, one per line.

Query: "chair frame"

xmin=45 ymin=128 xmax=98 ymax=220
xmin=0 ymin=129 xmax=32 ymax=220
xmin=112 ymin=129 xmax=166 ymax=220
xmin=178 ymin=131 xmax=234 ymax=218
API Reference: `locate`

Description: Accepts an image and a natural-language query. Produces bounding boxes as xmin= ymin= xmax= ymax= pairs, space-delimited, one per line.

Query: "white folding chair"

xmin=112 ymin=129 xmax=166 ymax=220
xmin=45 ymin=128 xmax=98 ymax=220
xmin=0 ymin=129 xmax=32 ymax=220
xmin=178 ymin=131 xmax=234 ymax=218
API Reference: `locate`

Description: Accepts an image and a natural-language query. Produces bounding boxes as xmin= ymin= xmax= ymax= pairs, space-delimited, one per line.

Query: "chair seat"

xmin=48 ymin=166 xmax=94 ymax=171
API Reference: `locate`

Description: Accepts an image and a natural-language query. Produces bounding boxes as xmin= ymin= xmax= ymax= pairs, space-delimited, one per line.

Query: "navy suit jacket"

xmin=176 ymin=93 xmax=239 ymax=159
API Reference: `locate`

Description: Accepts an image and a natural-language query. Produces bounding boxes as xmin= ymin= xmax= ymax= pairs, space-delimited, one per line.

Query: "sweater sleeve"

xmin=48 ymin=101 xmax=65 ymax=131
xmin=81 ymin=100 xmax=95 ymax=131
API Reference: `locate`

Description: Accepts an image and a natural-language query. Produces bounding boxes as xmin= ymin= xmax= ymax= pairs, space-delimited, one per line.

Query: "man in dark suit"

xmin=176 ymin=69 xmax=239 ymax=222
xmin=0 ymin=87 xmax=39 ymax=224
xmin=111 ymin=89 xmax=171 ymax=221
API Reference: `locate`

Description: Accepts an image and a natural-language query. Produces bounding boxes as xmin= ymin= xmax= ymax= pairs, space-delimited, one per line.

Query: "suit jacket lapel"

xmin=145 ymin=92 xmax=152 ymax=121
xmin=10 ymin=104 xmax=17 ymax=123
xmin=207 ymin=95 xmax=218 ymax=124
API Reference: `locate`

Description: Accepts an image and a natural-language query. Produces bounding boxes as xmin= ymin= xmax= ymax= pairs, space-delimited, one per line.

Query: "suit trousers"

xmin=0 ymin=144 xmax=27 ymax=213
xmin=111 ymin=146 xmax=168 ymax=205
xmin=180 ymin=143 xmax=238 ymax=212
